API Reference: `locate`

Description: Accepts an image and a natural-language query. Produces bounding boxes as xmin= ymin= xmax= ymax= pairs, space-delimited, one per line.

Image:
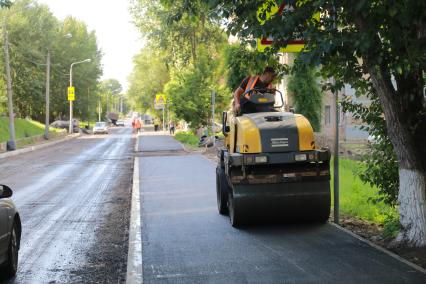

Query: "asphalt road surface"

xmin=137 ymin=134 xmax=426 ymax=283
xmin=0 ymin=127 xmax=134 ymax=283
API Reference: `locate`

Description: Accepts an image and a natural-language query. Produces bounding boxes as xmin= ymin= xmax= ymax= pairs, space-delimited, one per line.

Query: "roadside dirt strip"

xmin=132 ymin=133 xmax=426 ymax=283
xmin=0 ymin=128 xmax=134 ymax=283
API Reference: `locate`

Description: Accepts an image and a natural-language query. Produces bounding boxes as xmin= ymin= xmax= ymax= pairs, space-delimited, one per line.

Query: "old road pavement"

xmin=135 ymin=132 xmax=426 ymax=283
xmin=0 ymin=127 xmax=134 ymax=283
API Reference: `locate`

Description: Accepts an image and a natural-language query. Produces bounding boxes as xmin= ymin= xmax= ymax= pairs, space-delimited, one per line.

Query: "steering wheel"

xmin=240 ymin=88 xmax=284 ymax=108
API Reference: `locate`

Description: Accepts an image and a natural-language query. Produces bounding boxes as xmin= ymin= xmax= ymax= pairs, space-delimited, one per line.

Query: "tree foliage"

xmin=222 ymin=44 xmax=278 ymax=91
xmin=129 ymin=0 xmax=228 ymax=127
xmin=1 ymin=0 xmax=103 ymax=122
xmin=342 ymin=95 xmax=399 ymax=205
xmin=164 ymin=46 xmax=229 ymax=129
xmin=127 ymin=48 xmax=170 ymax=113
xmin=287 ymin=61 xmax=322 ymax=131
xmin=0 ymin=0 xmax=12 ymax=8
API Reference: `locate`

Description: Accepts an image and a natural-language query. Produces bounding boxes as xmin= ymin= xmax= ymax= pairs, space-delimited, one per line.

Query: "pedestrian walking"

xmin=132 ymin=119 xmax=136 ymax=134
xmin=135 ymin=118 xmax=142 ymax=133
xmin=169 ymin=121 xmax=175 ymax=135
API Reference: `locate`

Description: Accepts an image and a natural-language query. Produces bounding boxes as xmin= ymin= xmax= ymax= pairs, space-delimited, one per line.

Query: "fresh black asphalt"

xmin=138 ymin=134 xmax=426 ymax=283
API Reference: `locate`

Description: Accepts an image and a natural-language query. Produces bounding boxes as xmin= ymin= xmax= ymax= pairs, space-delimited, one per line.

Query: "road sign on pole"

xmin=154 ymin=93 xmax=166 ymax=109
xmin=68 ymin=86 xmax=75 ymax=101
xmin=211 ymin=91 xmax=216 ymax=147
xmin=256 ymin=1 xmax=319 ymax=53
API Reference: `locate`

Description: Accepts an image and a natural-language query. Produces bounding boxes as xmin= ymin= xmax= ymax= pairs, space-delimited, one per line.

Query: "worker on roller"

xmin=233 ymin=66 xmax=277 ymax=114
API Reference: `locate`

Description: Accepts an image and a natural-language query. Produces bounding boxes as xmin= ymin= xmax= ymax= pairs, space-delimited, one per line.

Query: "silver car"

xmin=0 ymin=184 xmax=21 ymax=279
xmin=93 ymin=122 xmax=109 ymax=134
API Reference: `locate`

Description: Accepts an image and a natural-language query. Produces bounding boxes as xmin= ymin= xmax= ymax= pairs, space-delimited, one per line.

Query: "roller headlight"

xmin=295 ymin=154 xmax=307 ymax=161
xmin=255 ymin=156 xmax=268 ymax=163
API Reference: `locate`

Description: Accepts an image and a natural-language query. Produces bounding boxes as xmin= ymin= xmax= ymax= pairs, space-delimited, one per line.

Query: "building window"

xmin=325 ymin=105 xmax=331 ymax=125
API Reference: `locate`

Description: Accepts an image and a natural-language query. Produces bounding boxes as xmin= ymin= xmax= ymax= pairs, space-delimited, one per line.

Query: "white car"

xmin=116 ymin=120 xmax=125 ymax=127
xmin=93 ymin=122 xmax=109 ymax=134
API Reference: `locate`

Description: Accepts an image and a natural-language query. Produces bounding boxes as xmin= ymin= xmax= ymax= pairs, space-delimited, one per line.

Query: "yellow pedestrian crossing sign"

xmin=68 ymin=86 xmax=75 ymax=101
xmin=154 ymin=94 xmax=166 ymax=109
xmin=155 ymin=94 xmax=166 ymax=105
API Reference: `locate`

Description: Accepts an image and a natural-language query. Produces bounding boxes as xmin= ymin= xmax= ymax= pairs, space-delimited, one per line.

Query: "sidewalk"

xmin=127 ymin=134 xmax=426 ymax=283
xmin=135 ymin=131 xmax=184 ymax=152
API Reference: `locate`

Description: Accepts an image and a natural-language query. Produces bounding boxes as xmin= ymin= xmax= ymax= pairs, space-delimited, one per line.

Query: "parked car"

xmin=0 ymin=184 xmax=21 ymax=279
xmin=50 ymin=119 xmax=80 ymax=133
xmin=116 ymin=120 xmax=125 ymax=127
xmin=93 ymin=122 xmax=109 ymax=134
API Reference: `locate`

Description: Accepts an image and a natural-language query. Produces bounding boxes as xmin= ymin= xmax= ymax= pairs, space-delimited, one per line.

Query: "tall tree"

xmin=100 ymin=79 xmax=122 ymax=113
xmin=209 ymin=0 xmax=426 ymax=246
xmin=130 ymin=0 xmax=228 ymax=127
xmin=0 ymin=0 xmax=102 ymax=121
xmin=127 ymin=47 xmax=170 ymax=113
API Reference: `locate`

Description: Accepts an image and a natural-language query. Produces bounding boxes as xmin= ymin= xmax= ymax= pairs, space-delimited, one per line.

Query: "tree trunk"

xmin=397 ymin=169 xmax=426 ymax=246
xmin=366 ymin=63 xmax=426 ymax=247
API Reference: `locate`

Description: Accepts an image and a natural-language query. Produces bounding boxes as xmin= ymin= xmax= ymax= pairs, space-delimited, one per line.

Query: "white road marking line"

xmin=126 ymin=157 xmax=143 ymax=283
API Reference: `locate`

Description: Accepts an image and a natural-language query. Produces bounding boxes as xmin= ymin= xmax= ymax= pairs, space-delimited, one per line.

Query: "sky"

xmin=38 ymin=0 xmax=144 ymax=92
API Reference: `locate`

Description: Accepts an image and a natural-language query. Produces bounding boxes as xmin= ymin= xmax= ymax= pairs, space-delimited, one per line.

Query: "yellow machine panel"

xmin=236 ymin=116 xmax=262 ymax=153
xmin=295 ymin=114 xmax=315 ymax=151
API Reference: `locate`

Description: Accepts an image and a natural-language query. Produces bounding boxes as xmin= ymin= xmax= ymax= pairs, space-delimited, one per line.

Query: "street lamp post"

xmin=69 ymin=58 xmax=91 ymax=134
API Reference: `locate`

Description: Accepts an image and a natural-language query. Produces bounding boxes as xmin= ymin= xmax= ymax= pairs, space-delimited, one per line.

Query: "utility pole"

xmin=98 ymin=99 xmax=101 ymax=122
xmin=211 ymin=91 xmax=216 ymax=147
xmin=44 ymin=49 xmax=51 ymax=139
xmin=332 ymin=5 xmax=339 ymax=225
xmin=162 ymin=106 xmax=165 ymax=132
xmin=87 ymin=87 xmax=90 ymax=127
xmin=3 ymin=20 xmax=16 ymax=150
xmin=106 ymin=93 xmax=109 ymax=114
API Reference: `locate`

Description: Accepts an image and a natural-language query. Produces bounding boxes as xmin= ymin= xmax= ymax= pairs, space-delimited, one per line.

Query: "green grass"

xmin=331 ymin=158 xmax=397 ymax=225
xmin=174 ymin=131 xmax=199 ymax=147
xmin=0 ymin=117 xmax=63 ymax=143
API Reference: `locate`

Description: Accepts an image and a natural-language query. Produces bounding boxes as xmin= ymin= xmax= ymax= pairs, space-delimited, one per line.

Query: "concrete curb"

xmin=0 ymin=133 xmax=80 ymax=160
xmin=134 ymin=133 xmax=140 ymax=152
xmin=126 ymin=157 xmax=143 ymax=283
xmin=174 ymin=139 xmax=192 ymax=153
xmin=330 ymin=222 xmax=426 ymax=274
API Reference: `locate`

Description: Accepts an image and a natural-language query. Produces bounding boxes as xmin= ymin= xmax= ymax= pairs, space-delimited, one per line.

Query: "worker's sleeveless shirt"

xmin=242 ymin=76 xmax=272 ymax=99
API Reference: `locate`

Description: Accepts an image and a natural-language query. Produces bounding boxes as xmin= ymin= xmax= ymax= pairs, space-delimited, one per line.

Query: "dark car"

xmin=0 ymin=185 xmax=21 ymax=279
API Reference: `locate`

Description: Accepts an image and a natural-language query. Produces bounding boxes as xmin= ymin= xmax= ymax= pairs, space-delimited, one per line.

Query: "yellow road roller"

xmin=216 ymin=88 xmax=331 ymax=227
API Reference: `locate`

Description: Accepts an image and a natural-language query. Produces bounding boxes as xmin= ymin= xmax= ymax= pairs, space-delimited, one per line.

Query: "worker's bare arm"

xmin=233 ymin=87 xmax=244 ymax=113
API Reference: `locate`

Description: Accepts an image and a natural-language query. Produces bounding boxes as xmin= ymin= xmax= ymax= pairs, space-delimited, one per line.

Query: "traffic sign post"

xmin=256 ymin=0 xmax=319 ymax=53
xmin=154 ymin=94 xmax=167 ymax=131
